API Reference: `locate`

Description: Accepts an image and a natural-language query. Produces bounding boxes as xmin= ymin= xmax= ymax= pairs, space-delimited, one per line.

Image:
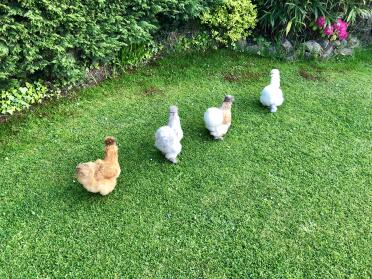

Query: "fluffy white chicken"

xmin=204 ymin=95 xmax=234 ymax=140
xmin=155 ymin=106 xmax=183 ymax=164
xmin=260 ymin=69 xmax=284 ymax=112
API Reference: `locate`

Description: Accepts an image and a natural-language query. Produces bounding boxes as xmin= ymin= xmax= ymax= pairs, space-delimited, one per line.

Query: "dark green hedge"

xmin=0 ymin=0 xmax=216 ymax=90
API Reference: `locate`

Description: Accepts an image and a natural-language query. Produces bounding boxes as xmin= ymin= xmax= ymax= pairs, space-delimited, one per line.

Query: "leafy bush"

xmin=0 ymin=0 xmax=216 ymax=92
xmin=164 ymin=32 xmax=218 ymax=53
xmin=0 ymin=0 xmax=258 ymax=115
xmin=118 ymin=42 xmax=160 ymax=68
xmin=0 ymin=0 xmax=228 ymax=115
xmin=1 ymin=82 xmax=48 ymax=115
xmin=253 ymin=0 xmax=372 ymax=39
xmin=201 ymin=0 xmax=257 ymax=46
xmin=0 ymin=1 xmax=150 ymax=89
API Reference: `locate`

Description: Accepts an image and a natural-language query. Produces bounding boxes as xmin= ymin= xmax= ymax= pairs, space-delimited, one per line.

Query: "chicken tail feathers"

xmin=204 ymin=108 xmax=223 ymax=129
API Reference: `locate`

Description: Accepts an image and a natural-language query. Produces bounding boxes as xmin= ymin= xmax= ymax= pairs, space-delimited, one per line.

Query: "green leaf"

xmin=286 ymin=20 xmax=292 ymax=36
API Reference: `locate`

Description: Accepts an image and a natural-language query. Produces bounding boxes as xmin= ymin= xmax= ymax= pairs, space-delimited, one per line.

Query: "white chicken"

xmin=155 ymin=106 xmax=183 ymax=164
xmin=260 ymin=69 xmax=284 ymax=112
xmin=204 ymin=95 xmax=234 ymax=140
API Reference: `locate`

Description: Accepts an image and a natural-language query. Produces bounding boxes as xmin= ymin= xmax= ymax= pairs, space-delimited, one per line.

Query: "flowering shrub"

xmin=316 ymin=16 xmax=326 ymax=28
xmin=324 ymin=25 xmax=334 ymax=36
xmin=315 ymin=17 xmax=350 ymax=41
xmin=333 ymin=19 xmax=349 ymax=40
xmin=253 ymin=0 xmax=371 ymax=39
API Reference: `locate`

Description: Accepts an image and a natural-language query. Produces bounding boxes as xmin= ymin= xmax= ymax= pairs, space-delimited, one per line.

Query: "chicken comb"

xmin=104 ymin=136 xmax=116 ymax=145
xmin=224 ymin=95 xmax=234 ymax=102
xmin=169 ymin=106 xmax=178 ymax=113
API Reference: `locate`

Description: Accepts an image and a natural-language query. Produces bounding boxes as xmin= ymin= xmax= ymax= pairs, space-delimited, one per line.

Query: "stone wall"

xmin=355 ymin=12 xmax=372 ymax=43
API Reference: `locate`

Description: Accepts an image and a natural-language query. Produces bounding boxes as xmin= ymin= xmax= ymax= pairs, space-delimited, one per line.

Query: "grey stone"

xmin=166 ymin=32 xmax=179 ymax=47
xmin=321 ymin=45 xmax=334 ymax=59
xmin=303 ymin=40 xmax=323 ymax=56
xmin=237 ymin=38 xmax=248 ymax=50
xmin=333 ymin=40 xmax=341 ymax=47
xmin=339 ymin=48 xmax=353 ymax=56
xmin=341 ymin=40 xmax=348 ymax=47
xmin=304 ymin=52 xmax=312 ymax=59
xmin=281 ymin=38 xmax=293 ymax=53
xmin=246 ymin=44 xmax=260 ymax=53
xmin=167 ymin=32 xmax=178 ymax=42
xmin=357 ymin=15 xmax=372 ymax=43
xmin=286 ymin=55 xmax=296 ymax=61
xmin=318 ymin=39 xmax=330 ymax=49
xmin=268 ymin=46 xmax=277 ymax=55
xmin=348 ymin=37 xmax=360 ymax=48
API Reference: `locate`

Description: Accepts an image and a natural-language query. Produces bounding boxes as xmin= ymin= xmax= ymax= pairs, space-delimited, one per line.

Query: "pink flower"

xmin=316 ymin=16 xmax=326 ymax=28
xmin=324 ymin=25 xmax=334 ymax=36
xmin=333 ymin=18 xmax=348 ymax=32
xmin=332 ymin=18 xmax=349 ymax=40
xmin=338 ymin=30 xmax=349 ymax=40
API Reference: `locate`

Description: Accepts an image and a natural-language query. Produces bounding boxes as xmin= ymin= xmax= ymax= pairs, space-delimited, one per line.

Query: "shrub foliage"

xmin=0 ymin=0 xmax=258 ymax=115
xmin=0 ymin=0 xmax=214 ymax=90
xmin=1 ymin=82 xmax=48 ymax=115
xmin=201 ymin=0 xmax=257 ymax=46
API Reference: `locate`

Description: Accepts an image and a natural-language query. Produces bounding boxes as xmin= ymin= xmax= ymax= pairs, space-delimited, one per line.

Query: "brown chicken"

xmin=76 ymin=137 xmax=121 ymax=195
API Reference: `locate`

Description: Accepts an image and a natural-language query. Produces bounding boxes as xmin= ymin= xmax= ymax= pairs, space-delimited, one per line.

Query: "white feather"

xmin=168 ymin=111 xmax=183 ymax=141
xmin=260 ymin=69 xmax=284 ymax=112
xmin=204 ymin=106 xmax=230 ymax=139
xmin=204 ymin=107 xmax=224 ymax=131
xmin=155 ymin=126 xmax=182 ymax=160
xmin=155 ymin=106 xmax=183 ymax=163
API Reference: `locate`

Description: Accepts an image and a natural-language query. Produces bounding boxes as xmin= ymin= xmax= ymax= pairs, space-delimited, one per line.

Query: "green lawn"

xmin=0 ymin=49 xmax=371 ymax=278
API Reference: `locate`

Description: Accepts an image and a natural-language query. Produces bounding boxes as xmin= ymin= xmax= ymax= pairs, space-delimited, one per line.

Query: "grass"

xmin=0 ymin=49 xmax=371 ymax=278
